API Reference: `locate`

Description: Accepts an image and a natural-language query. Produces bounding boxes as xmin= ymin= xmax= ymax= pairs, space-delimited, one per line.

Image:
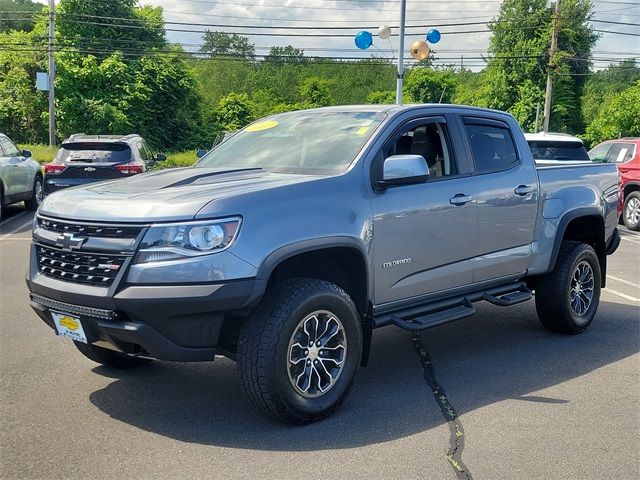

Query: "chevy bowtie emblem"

xmin=55 ymin=232 xmax=87 ymax=251
xmin=84 ymin=167 xmax=96 ymax=172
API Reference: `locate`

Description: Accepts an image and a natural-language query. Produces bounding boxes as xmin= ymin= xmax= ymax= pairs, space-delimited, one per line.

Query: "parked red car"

xmin=589 ymin=138 xmax=640 ymax=231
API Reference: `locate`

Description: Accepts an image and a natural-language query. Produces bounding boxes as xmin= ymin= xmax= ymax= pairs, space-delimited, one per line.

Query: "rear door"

xmin=461 ymin=116 xmax=539 ymax=282
xmin=371 ymin=114 xmax=477 ymax=306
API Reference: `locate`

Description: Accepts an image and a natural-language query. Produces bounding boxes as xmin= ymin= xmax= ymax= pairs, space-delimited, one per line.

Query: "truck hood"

xmin=39 ymin=167 xmax=321 ymax=222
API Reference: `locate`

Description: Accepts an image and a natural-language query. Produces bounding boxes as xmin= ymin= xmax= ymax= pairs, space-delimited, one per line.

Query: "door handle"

xmin=514 ymin=185 xmax=535 ymax=196
xmin=450 ymin=194 xmax=473 ymax=205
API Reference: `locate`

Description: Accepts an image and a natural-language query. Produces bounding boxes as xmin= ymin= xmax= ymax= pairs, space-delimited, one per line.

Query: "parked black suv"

xmin=43 ymin=134 xmax=165 ymax=195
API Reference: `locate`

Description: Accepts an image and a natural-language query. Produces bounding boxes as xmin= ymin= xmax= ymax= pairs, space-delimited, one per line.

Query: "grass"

xmin=18 ymin=144 xmax=58 ymax=163
xmin=18 ymin=144 xmax=199 ymax=169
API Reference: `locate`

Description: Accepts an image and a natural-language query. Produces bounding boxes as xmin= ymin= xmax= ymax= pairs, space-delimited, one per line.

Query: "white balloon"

xmin=377 ymin=25 xmax=391 ymax=40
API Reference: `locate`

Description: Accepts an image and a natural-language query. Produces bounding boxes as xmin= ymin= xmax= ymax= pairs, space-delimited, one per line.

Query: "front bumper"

xmin=28 ymin=274 xmax=264 ymax=362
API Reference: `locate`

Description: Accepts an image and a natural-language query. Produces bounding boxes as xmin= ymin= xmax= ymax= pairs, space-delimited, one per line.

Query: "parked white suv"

xmin=525 ymin=132 xmax=590 ymax=164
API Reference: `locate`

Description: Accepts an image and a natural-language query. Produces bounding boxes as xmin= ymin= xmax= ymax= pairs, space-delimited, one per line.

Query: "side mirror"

xmin=22 ymin=149 xmax=32 ymax=158
xmin=155 ymin=153 xmax=166 ymax=161
xmin=377 ymin=154 xmax=429 ymax=188
xmin=196 ymin=149 xmax=207 ymax=158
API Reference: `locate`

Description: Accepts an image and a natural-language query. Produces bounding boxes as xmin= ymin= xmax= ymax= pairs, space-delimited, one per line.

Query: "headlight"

xmin=135 ymin=217 xmax=241 ymax=263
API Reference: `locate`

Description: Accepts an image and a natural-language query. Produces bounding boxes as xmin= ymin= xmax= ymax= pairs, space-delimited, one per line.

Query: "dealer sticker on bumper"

xmin=51 ymin=312 xmax=87 ymax=344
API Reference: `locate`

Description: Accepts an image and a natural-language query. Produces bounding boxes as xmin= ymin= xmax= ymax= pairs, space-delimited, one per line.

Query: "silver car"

xmin=0 ymin=134 xmax=43 ymax=217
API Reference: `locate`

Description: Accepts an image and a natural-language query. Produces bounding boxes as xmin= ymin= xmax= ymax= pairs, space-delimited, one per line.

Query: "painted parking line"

xmin=607 ymin=275 xmax=640 ymax=290
xmin=0 ymin=217 xmax=34 ymax=240
xmin=603 ymin=288 xmax=640 ymax=303
xmin=0 ymin=211 xmax=28 ymax=228
xmin=620 ymin=235 xmax=640 ymax=246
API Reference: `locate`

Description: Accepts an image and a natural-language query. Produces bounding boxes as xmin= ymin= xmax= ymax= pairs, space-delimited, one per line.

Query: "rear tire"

xmin=535 ymin=241 xmax=601 ymax=334
xmin=74 ymin=341 xmax=150 ymax=369
xmin=25 ymin=176 xmax=43 ymax=211
xmin=237 ymin=278 xmax=362 ymax=424
xmin=623 ymin=191 xmax=640 ymax=231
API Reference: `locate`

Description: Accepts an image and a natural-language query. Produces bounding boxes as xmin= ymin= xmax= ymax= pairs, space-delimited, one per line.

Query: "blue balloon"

xmin=355 ymin=31 xmax=373 ymax=50
xmin=426 ymin=29 xmax=441 ymax=44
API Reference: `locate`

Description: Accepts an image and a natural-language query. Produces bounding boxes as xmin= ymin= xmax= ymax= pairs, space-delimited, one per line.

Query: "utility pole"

xmin=543 ymin=0 xmax=560 ymax=133
xmin=396 ymin=0 xmax=406 ymax=104
xmin=48 ymin=0 xmax=56 ymax=146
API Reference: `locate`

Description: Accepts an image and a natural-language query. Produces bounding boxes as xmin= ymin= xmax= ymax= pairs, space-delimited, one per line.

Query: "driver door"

xmin=370 ymin=115 xmax=478 ymax=306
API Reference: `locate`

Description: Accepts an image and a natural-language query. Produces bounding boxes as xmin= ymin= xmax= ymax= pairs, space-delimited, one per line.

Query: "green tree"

xmin=264 ymin=45 xmax=305 ymax=63
xmin=583 ymin=81 xmax=640 ymax=146
xmin=367 ymin=90 xmax=395 ymax=104
xmin=55 ymin=48 xmax=205 ymax=149
xmin=300 ymin=77 xmax=333 ymax=107
xmin=0 ymin=0 xmax=42 ymax=32
xmin=0 ymin=29 xmax=48 ymax=142
xmin=484 ymin=0 xmax=597 ymax=132
xmin=404 ymin=68 xmax=458 ymax=103
xmin=216 ymin=93 xmax=253 ymax=130
xmin=581 ymin=59 xmax=640 ymax=127
xmin=452 ymin=69 xmax=490 ymax=107
xmin=199 ymin=31 xmax=255 ymax=60
xmin=57 ymin=0 xmax=165 ymax=53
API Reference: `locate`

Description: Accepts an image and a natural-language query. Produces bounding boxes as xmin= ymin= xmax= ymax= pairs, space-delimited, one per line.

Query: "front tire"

xmin=237 ymin=278 xmax=363 ymax=424
xmin=623 ymin=191 xmax=640 ymax=231
xmin=25 ymin=175 xmax=43 ymax=211
xmin=535 ymin=241 xmax=601 ymax=334
xmin=74 ymin=341 xmax=150 ymax=369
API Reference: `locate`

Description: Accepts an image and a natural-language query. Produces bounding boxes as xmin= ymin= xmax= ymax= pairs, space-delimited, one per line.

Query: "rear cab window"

xmin=56 ymin=142 xmax=132 ymax=163
xmin=463 ymin=117 xmax=519 ymax=173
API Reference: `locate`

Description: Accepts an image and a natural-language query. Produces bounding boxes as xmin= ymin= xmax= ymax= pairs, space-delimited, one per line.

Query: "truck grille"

xmin=36 ymin=245 xmax=127 ymax=286
xmin=38 ymin=217 xmax=143 ymax=239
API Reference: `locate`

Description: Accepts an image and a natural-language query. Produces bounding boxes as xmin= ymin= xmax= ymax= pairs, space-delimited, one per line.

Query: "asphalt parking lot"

xmin=1 ymin=204 xmax=638 ymax=480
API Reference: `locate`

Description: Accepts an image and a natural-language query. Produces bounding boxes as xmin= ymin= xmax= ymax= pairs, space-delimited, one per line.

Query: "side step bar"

xmin=482 ymin=284 xmax=532 ymax=307
xmin=375 ymin=281 xmax=532 ymax=332
xmin=390 ymin=298 xmax=475 ymax=332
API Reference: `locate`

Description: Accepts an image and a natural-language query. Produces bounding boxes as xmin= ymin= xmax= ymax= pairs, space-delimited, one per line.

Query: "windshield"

xmin=56 ymin=142 xmax=132 ymax=163
xmin=196 ymin=111 xmax=386 ymax=174
xmin=527 ymin=140 xmax=589 ymax=161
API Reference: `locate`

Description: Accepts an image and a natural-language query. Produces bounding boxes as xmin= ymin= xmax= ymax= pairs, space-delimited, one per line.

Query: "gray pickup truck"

xmin=28 ymin=105 xmax=620 ymax=423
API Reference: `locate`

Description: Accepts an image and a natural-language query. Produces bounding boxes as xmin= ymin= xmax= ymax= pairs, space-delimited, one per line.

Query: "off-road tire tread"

xmin=535 ymin=241 xmax=600 ymax=334
xmin=237 ymin=278 xmax=359 ymax=424
xmin=74 ymin=341 xmax=150 ymax=369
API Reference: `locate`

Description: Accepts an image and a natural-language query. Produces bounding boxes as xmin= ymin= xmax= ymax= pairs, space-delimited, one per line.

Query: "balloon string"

xmin=387 ymin=38 xmax=396 ymax=62
xmin=372 ymin=44 xmax=390 ymax=60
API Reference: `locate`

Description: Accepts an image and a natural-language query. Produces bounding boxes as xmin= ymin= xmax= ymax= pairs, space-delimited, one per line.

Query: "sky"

xmin=39 ymin=0 xmax=640 ymax=70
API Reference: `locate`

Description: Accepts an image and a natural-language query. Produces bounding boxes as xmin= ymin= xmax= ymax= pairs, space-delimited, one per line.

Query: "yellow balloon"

xmin=410 ymin=40 xmax=430 ymax=60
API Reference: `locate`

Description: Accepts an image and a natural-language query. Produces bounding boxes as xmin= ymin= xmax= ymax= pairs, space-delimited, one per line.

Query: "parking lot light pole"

xmin=48 ymin=0 xmax=56 ymax=146
xmin=396 ymin=0 xmax=407 ymax=104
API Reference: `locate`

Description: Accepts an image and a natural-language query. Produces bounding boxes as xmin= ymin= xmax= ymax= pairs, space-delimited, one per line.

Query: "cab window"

xmin=464 ymin=123 xmax=518 ymax=173
xmin=383 ymin=121 xmax=457 ymax=179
